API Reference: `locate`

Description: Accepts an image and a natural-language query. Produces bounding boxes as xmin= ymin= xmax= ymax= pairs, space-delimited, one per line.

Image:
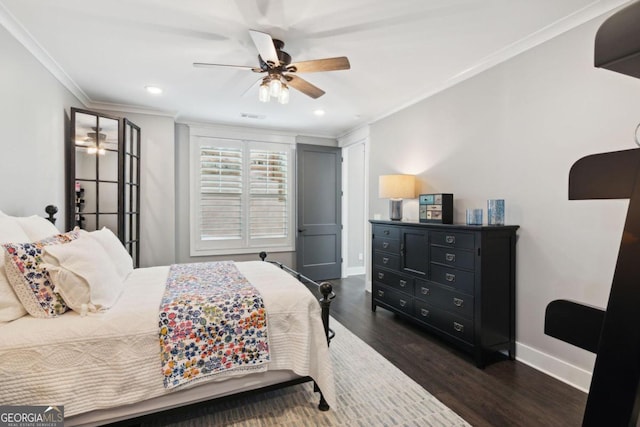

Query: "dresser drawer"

xmin=373 ymin=268 xmax=414 ymax=294
xmin=415 ymin=280 xmax=473 ymax=319
xmin=430 ymin=264 xmax=474 ymax=294
xmin=373 ymin=224 xmax=400 ymax=240
xmin=431 ymin=246 xmax=474 ymax=270
xmin=373 ymin=252 xmax=400 ymax=270
xmin=414 ymin=300 xmax=474 ymax=344
xmin=373 ymin=237 xmax=400 ymax=254
xmin=431 ymin=231 xmax=474 ymax=249
xmin=374 ymin=285 xmax=414 ymax=313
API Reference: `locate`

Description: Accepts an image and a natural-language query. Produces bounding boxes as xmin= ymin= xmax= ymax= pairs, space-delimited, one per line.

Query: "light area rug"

xmin=144 ymin=318 xmax=470 ymax=427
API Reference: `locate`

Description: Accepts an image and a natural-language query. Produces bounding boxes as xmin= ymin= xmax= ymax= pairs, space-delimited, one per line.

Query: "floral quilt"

xmin=159 ymin=261 xmax=270 ymax=389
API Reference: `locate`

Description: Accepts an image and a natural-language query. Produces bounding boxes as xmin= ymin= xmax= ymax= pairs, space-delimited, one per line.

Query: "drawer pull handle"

xmin=453 ymin=297 xmax=464 ymax=307
xmin=378 ymin=272 xmax=385 ymax=279
xmin=399 ymin=280 xmax=407 ymax=287
xmin=446 ymin=253 xmax=456 ymax=262
xmin=420 ymin=308 xmax=430 ymax=317
xmin=399 ymin=299 xmax=407 ymax=307
xmin=382 ymin=242 xmax=389 ymax=248
xmin=384 ymin=230 xmax=390 ymax=235
xmin=453 ymin=322 xmax=464 ymax=333
xmin=377 ymin=290 xmax=384 ymax=297
xmin=421 ymin=287 xmax=430 ymax=295
xmin=446 ymin=273 xmax=456 ymax=282
xmin=382 ymin=257 xmax=389 ymax=264
xmin=445 ymin=235 xmax=456 ymax=244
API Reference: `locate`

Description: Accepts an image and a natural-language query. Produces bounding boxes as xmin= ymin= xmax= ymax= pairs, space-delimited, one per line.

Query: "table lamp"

xmin=378 ymin=174 xmax=415 ymax=221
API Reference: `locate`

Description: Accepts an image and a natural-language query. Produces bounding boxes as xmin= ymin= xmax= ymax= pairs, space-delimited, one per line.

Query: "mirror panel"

xmin=98 ymin=117 xmax=119 ymax=152
xmin=99 ymin=214 xmax=118 ymax=234
xmin=82 ymin=214 xmax=97 ymax=232
xmin=75 ymin=147 xmax=96 ymax=180
xmin=124 ymin=153 xmax=131 ymax=183
xmin=81 ymin=181 xmax=97 ymax=215
xmin=100 ymin=149 xmax=119 ymax=182
xmin=99 ymin=182 xmax=118 ymax=213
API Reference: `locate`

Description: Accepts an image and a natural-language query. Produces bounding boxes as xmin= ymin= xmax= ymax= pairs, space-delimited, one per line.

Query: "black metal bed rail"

xmin=259 ymin=251 xmax=336 ymax=345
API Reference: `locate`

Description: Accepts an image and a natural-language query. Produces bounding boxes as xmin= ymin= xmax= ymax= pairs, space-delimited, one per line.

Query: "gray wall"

xmin=368 ymin=14 xmax=640 ymax=390
xmin=0 ymin=24 xmax=83 ymax=222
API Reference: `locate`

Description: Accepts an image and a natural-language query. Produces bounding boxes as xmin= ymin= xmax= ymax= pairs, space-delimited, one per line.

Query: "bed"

xmin=0 ymin=210 xmax=335 ymax=426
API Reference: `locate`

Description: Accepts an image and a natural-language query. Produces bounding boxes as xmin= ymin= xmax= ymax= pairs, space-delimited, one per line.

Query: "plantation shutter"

xmin=199 ymin=146 xmax=243 ymax=240
xmin=249 ymin=148 xmax=288 ymax=239
xmin=190 ymin=132 xmax=294 ymax=256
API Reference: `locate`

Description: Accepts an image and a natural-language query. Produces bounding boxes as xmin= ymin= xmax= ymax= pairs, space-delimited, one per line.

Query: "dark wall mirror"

xmin=67 ymin=108 xmax=141 ymax=267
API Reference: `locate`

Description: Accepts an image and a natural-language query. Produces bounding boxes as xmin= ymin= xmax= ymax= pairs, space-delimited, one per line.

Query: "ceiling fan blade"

xmin=288 ymin=57 xmax=350 ymax=73
xmin=193 ymin=62 xmax=263 ymax=72
xmin=241 ymin=77 xmax=265 ymax=97
xmin=284 ymin=75 xmax=325 ymax=99
xmin=249 ymin=29 xmax=279 ymax=67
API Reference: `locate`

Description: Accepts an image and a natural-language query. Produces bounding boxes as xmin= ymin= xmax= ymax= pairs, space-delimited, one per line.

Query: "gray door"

xmin=296 ymin=144 xmax=342 ymax=280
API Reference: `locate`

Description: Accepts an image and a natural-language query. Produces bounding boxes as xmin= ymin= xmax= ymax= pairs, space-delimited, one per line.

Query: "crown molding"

xmin=89 ymin=101 xmax=177 ymax=118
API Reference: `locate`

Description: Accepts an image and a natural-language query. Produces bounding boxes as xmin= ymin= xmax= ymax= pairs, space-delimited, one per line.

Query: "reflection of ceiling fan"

xmin=81 ymin=127 xmax=107 ymax=155
xmin=194 ymin=30 xmax=350 ymax=103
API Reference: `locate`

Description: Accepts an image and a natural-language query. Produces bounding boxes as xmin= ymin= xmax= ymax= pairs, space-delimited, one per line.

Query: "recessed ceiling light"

xmin=314 ymin=109 xmax=325 ymax=117
xmin=145 ymin=85 xmax=163 ymax=95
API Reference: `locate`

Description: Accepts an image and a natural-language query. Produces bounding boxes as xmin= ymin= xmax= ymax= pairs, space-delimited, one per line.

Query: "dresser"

xmin=370 ymin=220 xmax=519 ymax=368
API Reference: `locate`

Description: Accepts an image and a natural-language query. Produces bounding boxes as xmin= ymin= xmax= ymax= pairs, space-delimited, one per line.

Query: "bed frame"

xmin=43 ymin=206 xmax=337 ymax=426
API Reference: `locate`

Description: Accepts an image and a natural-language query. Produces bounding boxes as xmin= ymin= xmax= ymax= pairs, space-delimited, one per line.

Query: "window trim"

xmin=189 ymin=125 xmax=296 ymax=256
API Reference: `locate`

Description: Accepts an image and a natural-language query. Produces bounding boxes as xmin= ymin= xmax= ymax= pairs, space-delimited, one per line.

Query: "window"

xmin=190 ymin=134 xmax=295 ymax=256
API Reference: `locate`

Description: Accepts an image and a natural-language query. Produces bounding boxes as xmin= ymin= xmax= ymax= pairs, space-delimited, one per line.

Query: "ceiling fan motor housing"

xmin=258 ymin=39 xmax=292 ymax=70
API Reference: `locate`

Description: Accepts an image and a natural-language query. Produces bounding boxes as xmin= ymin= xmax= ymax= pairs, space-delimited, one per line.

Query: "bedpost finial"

xmin=259 ymin=251 xmax=267 ymax=261
xmin=319 ymin=282 xmax=333 ymax=299
xmin=45 ymin=205 xmax=58 ymax=225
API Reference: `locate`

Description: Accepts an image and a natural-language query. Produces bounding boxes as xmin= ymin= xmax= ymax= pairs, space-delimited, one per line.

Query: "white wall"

xmin=105 ymin=112 xmax=177 ymax=267
xmin=368 ymin=14 xmax=640 ymax=390
xmin=0 ymin=25 xmax=83 ymax=225
xmin=344 ymin=142 xmax=366 ymax=275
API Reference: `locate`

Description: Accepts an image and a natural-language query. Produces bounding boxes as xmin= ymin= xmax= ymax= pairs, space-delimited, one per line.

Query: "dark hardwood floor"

xmin=317 ymin=274 xmax=587 ymax=427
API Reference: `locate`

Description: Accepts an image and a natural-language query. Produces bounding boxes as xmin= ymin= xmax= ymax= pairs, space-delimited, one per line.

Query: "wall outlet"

xmin=358 ymin=253 xmax=363 ymax=261
xmin=374 ymin=213 xmax=382 ymax=220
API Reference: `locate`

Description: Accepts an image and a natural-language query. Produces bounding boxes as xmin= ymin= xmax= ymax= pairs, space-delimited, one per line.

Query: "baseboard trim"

xmin=516 ymin=342 xmax=593 ymax=393
xmin=346 ymin=266 xmax=365 ymax=276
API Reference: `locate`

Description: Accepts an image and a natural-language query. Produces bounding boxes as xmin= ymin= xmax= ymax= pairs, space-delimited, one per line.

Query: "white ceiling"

xmin=0 ymin=0 xmax=631 ymax=137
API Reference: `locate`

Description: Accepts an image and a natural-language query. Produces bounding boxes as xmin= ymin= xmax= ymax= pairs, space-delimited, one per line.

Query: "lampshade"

xmin=379 ymin=174 xmax=415 ymax=199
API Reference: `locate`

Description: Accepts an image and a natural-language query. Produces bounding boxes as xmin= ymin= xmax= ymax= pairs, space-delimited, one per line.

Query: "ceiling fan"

xmin=194 ymin=30 xmax=350 ymax=103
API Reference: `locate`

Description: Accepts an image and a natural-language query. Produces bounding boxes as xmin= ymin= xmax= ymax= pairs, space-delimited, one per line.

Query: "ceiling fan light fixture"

xmin=278 ymin=85 xmax=290 ymax=104
xmin=269 ymin=77 xmax=282 ymax=98
xmin=258 ymin=82 xmax=270 ymax=102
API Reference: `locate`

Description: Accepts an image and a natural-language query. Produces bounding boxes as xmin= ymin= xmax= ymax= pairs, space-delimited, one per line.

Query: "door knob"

xmin=298 ymin=228 xmax=306 ymax=233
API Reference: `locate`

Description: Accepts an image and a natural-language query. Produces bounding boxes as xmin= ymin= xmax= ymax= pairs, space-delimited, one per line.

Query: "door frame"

xmin=338 ymin=126 xmax=370 ymax=280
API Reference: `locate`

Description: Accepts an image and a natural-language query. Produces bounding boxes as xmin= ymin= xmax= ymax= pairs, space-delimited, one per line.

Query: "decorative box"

xmin=419 ymin=193 xmax=453 ymax=224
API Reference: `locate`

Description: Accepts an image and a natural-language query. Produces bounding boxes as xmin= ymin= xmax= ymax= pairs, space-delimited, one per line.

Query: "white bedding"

xmin=0 ymin=261 xmax=335 ymax=420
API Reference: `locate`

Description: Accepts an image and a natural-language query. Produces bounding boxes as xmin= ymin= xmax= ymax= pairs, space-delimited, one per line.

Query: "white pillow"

xmin=15 ymin=215 xmax=60 ymax=241
xmin=43 ymin=236 xmax=123 ymax=313
xmin=0 ymin=217 xmax=28 ymax=321
xmin=84 ymin=227 xmax=133 ymax=281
